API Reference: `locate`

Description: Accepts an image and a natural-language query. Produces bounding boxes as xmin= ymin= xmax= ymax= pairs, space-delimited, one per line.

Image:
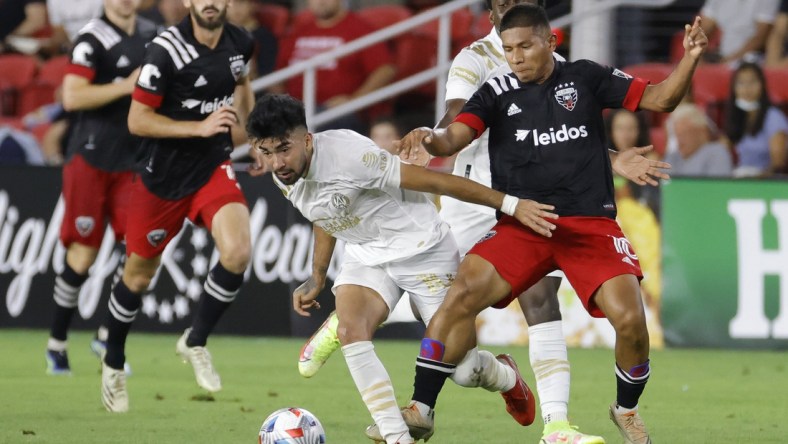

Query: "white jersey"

xmin=274 ymin=130 xmax=447 ymax=266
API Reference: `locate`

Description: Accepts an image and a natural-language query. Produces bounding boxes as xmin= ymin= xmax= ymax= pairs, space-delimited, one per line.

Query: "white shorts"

xmin=332 ymin=228 xmax=460 ymax=326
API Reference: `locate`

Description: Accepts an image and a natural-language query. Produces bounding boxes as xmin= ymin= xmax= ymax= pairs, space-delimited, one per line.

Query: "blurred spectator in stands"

xmin=0 ymin=124 xmax=45 ymax=165
xmin=369 ymin=116 xmax=403 ymax=151
xmin=725 ymin=62 xmax=788 ymax=177
xmin=228 ymin=0 xmax=277 ymax=79
xmin=45 ymin=0 xmax=103 ymax=54
xmin=664 ymin=104 xmax=733 ymax=177
xmin=0 ymin=0 xmax=47 ymax=54
xmin=273 ymin=0 xmax=396 ymax=132
xmin=140 ymin=0 xmax=188 ymax=27
xmin=766 ymin=0 xmax=788 ymax=67
xmin=21 ymin=84 xmax=68 ymax=165
xmin=700 ymin=0 xmax=780 ymax=64
xmin=605 ymin=109 xmax=660 ymax=216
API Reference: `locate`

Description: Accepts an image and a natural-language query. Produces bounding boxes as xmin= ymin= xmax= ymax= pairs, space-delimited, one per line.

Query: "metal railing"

xmin=249 ymin=0 xmax=676 ymax=128
xmin=250 ymin=0 xmax=478 ymax=126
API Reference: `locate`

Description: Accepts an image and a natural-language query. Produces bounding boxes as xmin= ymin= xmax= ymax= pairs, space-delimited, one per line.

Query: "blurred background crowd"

xmin=0 ymin=0 xmax=787 ymax=194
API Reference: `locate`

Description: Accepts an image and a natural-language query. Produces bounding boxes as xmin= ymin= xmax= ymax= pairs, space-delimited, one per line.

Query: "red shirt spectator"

xmin=276 ymin=12 xmax=393 ymax=105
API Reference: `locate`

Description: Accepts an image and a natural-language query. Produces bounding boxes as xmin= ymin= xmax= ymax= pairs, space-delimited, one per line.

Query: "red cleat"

xmin=496 ymin=353 xmax=536 ymax=426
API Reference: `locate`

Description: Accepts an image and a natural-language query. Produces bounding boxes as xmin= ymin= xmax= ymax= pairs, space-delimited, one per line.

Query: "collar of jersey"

xmin=303 ymin=141 xmax=319 ymax=181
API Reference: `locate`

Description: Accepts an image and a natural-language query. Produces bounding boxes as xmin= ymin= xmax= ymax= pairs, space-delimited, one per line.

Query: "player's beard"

xmin=191 ymin=4 xmax=227 ymax=30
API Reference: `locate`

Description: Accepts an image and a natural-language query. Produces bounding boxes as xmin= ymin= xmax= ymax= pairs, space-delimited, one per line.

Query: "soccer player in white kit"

xmin=246 ymin=94 xmax=557 ymax=444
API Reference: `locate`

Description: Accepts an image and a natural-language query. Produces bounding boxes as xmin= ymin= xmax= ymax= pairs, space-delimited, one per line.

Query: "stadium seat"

xmin=471 ymin=10 xmax=493 ymax=38
xmin=764 ymin=67 xmax=788 ymax=106
xmin=621 ymin=63 xmax=673 ymax=84
xmin=649 ymin=126 xmax=666 ymax=157
xmin=692 ymin=64 xmax=732 ymax=128
xmin=38 ymin=55 xmax=70 ymax=87
xmin=17 ymin=82 xmax=57 ymax=117
xmin=393 ymin=33 xmax=438 ymax=100
xmin=0 ymin=54 xmax=37 ymax=89
xmin=0 ymin=116 xmax=23 ymax=130
xmin=413 ymin=7 xmax=474 ymax=43
xmin=255 ymin=3 xmax=290 ymax=38
xmin=291 ymin=9 xmax=314 ymax=31
xmin=358 ymin=5 xmax=412 ymax=30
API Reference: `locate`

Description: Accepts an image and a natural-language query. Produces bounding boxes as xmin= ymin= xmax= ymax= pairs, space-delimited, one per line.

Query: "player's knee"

xmin=443 ymin=280 xmax=483 ymax=318
xmin=123 ymin=273 xmax=153 ymax=293
xmin=614 ymin=310 xmax=649 ymax=348
xmin=336 ymin=318 xmax=374 ymax=346
xmin=219 ymin=241 xmax=251 ymax=273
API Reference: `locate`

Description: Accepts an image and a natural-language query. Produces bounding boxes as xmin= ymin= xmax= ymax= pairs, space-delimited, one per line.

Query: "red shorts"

xmin=125 ymin=161 xmax=247 ymax=259
xmin=467 ymin=215 xmax=642 ymax=318
xmin=60 ymin=154 xmax=134 ymax=249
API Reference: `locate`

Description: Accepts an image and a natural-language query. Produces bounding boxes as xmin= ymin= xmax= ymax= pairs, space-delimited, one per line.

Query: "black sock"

xmin=49 ymin=263 xmax=89 ymax=342
xmin=410 ymin=338 xmax=455 ymax=409
xmin=104 ymin=280 xmax=141 ymax=370
xmin=615 ymin=360 xmax=650 ymax=409
xmin=187 ymin=263 xmax=243 ymax=347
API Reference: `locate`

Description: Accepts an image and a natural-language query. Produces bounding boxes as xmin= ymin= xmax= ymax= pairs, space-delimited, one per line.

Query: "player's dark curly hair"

xmin=246 ymin=94 xmax=307 ymax=141
xmin=484 ymin=0 xmax=545 ymax=12
xmin=499 ymin=3 xmax=550 ymax=35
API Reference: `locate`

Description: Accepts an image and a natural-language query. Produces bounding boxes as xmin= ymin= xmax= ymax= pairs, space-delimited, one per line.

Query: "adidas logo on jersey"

xmin=514 ymin=124 xmax=588 ymax=146
xmin=116 ymin=55 xmax=130 ymax=68
xmin=507 ymin=103 xmax=521 ymax=116
xmin=194 ymin=75 xmax=208 ymax=87
xmin=181 ymin=94 xmax=234 ymax=114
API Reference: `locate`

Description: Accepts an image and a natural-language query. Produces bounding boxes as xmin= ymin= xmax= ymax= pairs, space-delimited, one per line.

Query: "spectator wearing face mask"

xmin=725 ymin=62 xmax=788 ymax=177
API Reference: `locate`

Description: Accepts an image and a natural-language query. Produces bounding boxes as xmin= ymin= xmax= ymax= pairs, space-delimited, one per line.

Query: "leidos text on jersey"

xmin=515 ymin=124 xmax=588 ymax=147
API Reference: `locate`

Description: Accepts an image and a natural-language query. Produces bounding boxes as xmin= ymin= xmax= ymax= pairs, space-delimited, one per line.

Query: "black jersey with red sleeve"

xmin=454 ymin=59 xmax=648 ymax=218
xmin=131 ymin=17 xmax=253 ymax=200
xmin=65 ymin=16 xmax=158 ymax=172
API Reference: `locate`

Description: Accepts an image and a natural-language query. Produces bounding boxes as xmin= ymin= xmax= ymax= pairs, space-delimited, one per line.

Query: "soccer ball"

xmin=258 ymin=407 xmax=326 ymax=444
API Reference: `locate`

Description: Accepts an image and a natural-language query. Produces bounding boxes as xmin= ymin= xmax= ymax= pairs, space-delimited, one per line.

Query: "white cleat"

xmin=101 ymin=362 xmax=129 ymax=413
xmin=176 ymin=328 xmax=222 ymax=392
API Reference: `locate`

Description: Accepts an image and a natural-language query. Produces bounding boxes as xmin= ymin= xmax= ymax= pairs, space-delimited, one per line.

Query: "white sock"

xmin=47 ymin=338 xmax=67 ymax=351
xmin=474 ymin=349 xmax=516 ymax=392
xmin=342 ymin=341 xmax=411 ymax=444
xmin=529 ymin=320 xmax=570 ymax=424
xmin=97 ymin=326 xmax=108 ymax=342
xmin=614 ymin=403 xmax=638 ymax=414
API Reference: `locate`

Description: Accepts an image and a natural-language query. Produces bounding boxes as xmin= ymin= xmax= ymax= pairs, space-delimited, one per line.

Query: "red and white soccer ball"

xmin=258 ymin=407 xmax=326 ymax=444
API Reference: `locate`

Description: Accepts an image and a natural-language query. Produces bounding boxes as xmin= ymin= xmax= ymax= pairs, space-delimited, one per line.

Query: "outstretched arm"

xmin=399 ymin=163 xmax=558 ymax=237
xmin=639 ymin=16 xmax=708 ymax=112
xmin=609 ymin=146 xmax=671 ymax=186
xmin=394 ymin=121 xmax=476 ymax=161
xmin=293 ymin=225 xmax=336 ymax=317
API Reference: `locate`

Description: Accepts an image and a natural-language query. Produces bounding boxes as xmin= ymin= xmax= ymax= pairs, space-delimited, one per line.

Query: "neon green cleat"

xmin=298 ymin=311 xmax=340 ymax=378
xmin=540 ymin=421 xmax=605 ymax=443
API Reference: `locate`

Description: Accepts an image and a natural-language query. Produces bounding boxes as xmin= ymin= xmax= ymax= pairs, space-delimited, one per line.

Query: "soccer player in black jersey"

xmin=395 ymin=5 xmax=707 ymax=443
xmin=100 ymin=0 xmax=255 ymax=413
xmin=45 ymin=0 xmax=157 ymax=376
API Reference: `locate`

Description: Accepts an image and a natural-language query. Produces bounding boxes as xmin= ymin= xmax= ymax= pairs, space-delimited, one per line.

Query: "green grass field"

xmin=1 ymin=329 xmax=786 ymax=443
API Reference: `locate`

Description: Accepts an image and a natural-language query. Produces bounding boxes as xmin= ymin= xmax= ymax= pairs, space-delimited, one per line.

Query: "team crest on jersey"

xmin=229 ymin=55 xmax=245 ymax=81
xmin=330 ymin=193 xmax=350 ymax=210
xmin=477 ymin=230 xmax=497 ymax=244
xmin=75 ymin=216 xmax=95 ymax=237
xmin=554 ymin=82 xmax=578 ymax=111
xmin=147 ymin=229 xmax=167 ymax=247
